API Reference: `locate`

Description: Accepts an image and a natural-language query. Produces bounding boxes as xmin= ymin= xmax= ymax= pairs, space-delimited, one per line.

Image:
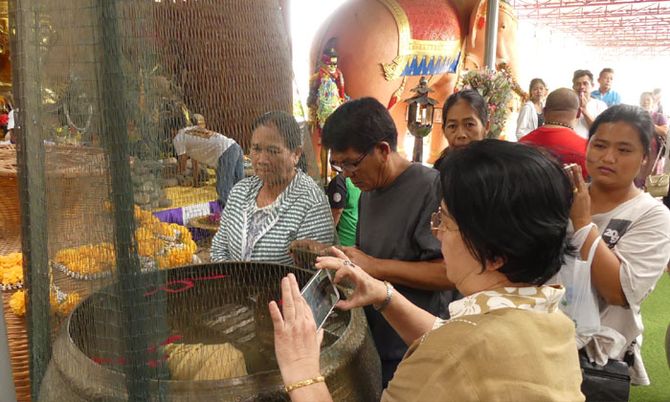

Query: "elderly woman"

xmin=566 ymin=105 xmax=670 ymax=394
xmin=210 ymin=111 xmax=335 ymax=264
xmin=270 ymin=140 xmax=585 ymax=401
xmin=433 ymin=89 xmax=489 ymax=171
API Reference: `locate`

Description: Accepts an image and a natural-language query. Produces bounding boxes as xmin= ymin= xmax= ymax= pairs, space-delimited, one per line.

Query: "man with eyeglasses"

xmin=322 ymin=97 xmax=457 ymax=388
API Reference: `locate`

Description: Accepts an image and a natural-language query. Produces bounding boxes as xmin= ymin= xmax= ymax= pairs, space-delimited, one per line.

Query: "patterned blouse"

xmin=381 ymin=284 xmax=583 ymax=402
xmin=433 ymin=285 xmax=565 ymax=330
xmin=211 ymin=170 xmax=335 ymax=265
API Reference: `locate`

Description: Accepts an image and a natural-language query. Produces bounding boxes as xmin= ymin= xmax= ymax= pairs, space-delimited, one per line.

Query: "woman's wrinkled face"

xmin=435 ymin=201 xmax=481 ymax=290
xmin=250 ymin=125 xmax=300 ymax=185
xmin=443 ymin=99 xmax=487 ymax=151
xmin=530 ymin=83 xmax=547 ymax=103
xmin=586 ymin=121 xmax=647 ymax=188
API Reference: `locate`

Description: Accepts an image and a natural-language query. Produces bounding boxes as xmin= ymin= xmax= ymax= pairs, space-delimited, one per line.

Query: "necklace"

xmin=544 ymin=120 xmax=574 ymax=130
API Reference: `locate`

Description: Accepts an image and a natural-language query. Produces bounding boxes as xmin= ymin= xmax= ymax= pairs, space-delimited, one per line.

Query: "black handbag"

xmin=579 ymin=350 xmax=631 ymax=402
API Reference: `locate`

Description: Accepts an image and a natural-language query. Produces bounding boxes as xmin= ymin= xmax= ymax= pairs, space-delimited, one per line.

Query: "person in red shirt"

xmin=520 ymin=88 xmax=588 ymax=178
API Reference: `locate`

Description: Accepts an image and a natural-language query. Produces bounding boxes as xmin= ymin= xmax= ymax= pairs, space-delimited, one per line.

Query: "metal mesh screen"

xmin=2 ymin=0 xmax=378 ymax=400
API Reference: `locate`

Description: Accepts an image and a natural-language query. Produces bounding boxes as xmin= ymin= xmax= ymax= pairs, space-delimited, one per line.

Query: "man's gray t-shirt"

xmin=357 ymin=163 xmax=454 ymax=362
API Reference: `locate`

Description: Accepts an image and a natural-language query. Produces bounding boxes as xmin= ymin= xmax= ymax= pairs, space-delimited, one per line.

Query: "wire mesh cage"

xmin=3 ymin=0 xmax=380 ymax=400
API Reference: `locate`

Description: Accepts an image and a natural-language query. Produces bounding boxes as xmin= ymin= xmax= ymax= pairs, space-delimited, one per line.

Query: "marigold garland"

xmin=9 ymin=288 xmax=81 ymax=318
xmin=53 ymin=208 xmax=196 ymax=276
xmin=0 ymin=252 xmax=23 ymax=288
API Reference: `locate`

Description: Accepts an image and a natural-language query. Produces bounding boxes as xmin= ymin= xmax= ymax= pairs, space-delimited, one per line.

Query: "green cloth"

xmin=337 ymin=178 xmax=360 ymax=246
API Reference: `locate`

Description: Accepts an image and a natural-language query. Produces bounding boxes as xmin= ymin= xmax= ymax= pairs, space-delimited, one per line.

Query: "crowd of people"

xmin=516 ymin=69 xmax=668 ymax=188
xmin=203 ymin=68 xmax=670 ymax=401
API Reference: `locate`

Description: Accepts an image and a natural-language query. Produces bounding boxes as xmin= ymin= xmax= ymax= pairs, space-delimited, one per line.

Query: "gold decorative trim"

xmin=378 ymin=0 xmax=462 ymax=81
xmin=409 ymin=38 xmax=461 ymax=57
xmin=378 ymin=0 xmax=410 ymax=81
xmin=378 ymin=0 xmax=411 ymax=57
xmin=381 ymin=55 xmax=407 ymax=82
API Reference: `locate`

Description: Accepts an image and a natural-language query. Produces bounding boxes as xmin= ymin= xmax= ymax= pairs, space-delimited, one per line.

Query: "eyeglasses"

xmin=430 ymin=206 xmax=457 ymax=233
xmin=430 ymin=207 xmax=444 ymax=233
xmin=330 ymin=150 xmax=370 ymax=174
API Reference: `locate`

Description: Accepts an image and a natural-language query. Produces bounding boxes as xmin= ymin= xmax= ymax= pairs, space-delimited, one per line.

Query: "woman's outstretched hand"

xmin=316 ymin=247 xmax=388 ymax=310
xmin=268 ymin=273 xmax=323 ymax=385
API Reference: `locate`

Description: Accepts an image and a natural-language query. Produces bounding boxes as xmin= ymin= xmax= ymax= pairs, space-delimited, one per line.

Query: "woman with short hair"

xmin=210 ymin=111 xmax=335 ymax=265
xmin=270 ymin=140 xmax=585 ymax=402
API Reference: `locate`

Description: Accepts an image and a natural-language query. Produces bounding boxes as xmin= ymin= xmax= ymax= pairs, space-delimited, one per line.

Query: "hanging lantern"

xmin=404 ymin=76 xmax=437 ymax=162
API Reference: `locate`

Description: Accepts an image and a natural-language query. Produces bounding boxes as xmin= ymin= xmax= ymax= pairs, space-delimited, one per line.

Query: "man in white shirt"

xmin=173 ymin=113 xmax=243 ymax=206
xmin=572 ymin=69 xmax=607 ymax=139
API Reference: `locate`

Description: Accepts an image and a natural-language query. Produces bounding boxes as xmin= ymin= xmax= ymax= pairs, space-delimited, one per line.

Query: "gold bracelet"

xmin=284 ymin=375 xmax=326 ymax=393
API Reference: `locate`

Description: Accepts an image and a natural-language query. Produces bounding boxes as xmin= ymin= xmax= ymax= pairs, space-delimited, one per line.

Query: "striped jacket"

xmin=211 ymin=170 xmax=335 ymax=265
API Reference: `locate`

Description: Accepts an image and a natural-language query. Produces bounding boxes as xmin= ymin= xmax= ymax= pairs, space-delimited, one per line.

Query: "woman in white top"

xmin=566 ymin=104 xmax=670 ymax=390
xmin=516 ymin=78 xmax=547 ymax=140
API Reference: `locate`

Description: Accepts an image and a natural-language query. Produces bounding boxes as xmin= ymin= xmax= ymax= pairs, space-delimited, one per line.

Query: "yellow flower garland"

xmin=0 ymin=252 xmax=23 ymax=287
xmin=9 ymin=290 xmax=26 ymax=316
xmin=53 ymin=216 xmax=196 ymax=275
xmin=9 ymin=288 xmax=81 ymax=318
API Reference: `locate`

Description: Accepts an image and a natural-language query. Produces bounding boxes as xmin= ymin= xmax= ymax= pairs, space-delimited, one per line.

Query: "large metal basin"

xmin=39 ymin=262 xmax=381 ymax=401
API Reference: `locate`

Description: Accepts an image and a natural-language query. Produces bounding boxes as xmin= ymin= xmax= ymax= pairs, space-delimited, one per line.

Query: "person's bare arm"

xmin=654 ymin=124 xmax=668 ymax=138
xmin=331 ymin=208 xmax=343 ymax=226
xmin=317 ymin=250 xmax=438 ymax=346
xmin=269 ymin=275 xmax=333 ymax=402
xmin=569 ymin=164 xmax=626 ymax=306
xmin=177 ymin=154 xmax=188 ymax=173
xmin=378 ymin=284 xmax=439 ymax=345
xmin=341 ymin=247 xmax=453 ymax=291
xmin=192 ymin=159 xmax=200 ymax=186
xmin=577 ymin=227 xmax=627 ymax=306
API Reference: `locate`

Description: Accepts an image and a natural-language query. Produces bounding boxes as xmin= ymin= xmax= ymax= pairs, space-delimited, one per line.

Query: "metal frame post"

xmin=11 ymin=0 xmax=51 ymax=397
xmin=97 ymin=1 xmax=151 ymax=400
xmin=484 ymin=0 xmax=500 ymax=70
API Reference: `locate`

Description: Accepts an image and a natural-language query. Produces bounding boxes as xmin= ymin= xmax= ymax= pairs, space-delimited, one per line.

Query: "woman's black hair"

xmin=252 ymin=111 xmax=302 ymax=150
xmin=442 ymin=89 xmax=489 ymax=128
xmin=252 ymin=111 xmax=307 ymax=171
xmin=588 ymin=104 xmax=654 ymax=156
xmin=434 ymin=89 xmax=489 ymax=166
xmin=529 ymin=78 xmax=547 ymax=94
xmin=439 ymin=139 xmax=574 ymax=285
